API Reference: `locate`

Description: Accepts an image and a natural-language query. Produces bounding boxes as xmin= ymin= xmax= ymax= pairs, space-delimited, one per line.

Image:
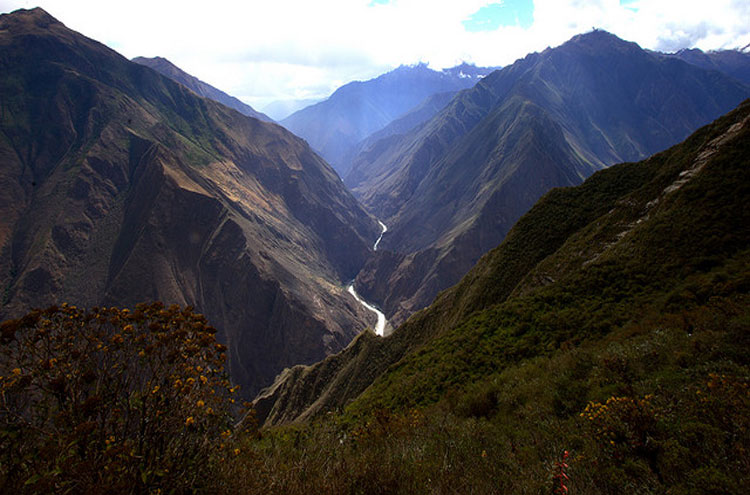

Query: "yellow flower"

xmin=151 ymin=385 xmax=160 ymax=394
xmin=186 ymin=377 xmax=196 ymax=386
xmin=174 ymin=379 xmax=183 ymax=389
xmin=185 ymin=416 xmax=195 ymax=427
xmin=233 ymin=448 xmax=241 ymax=456
xmin=197 ymin=400 xmax=205 ymax=408
xmin=199 ymin=375 xmax=208 ymax=384
xmin=221 ymin=430 xmax=231 ymax=439
xmin=12 ymin=368 xmax=21 ymax=376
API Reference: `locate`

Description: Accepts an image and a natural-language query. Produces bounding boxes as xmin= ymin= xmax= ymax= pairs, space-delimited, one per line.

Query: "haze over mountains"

xmin=262 ymin=98 xmax=321 ymax=121
xmin=0 ymin=8 xmax=380 ymax=396
xmin=281 ymin=62 xmax=498 ymax=176
xmin=346 ymin=30 xmax=750 ymax=327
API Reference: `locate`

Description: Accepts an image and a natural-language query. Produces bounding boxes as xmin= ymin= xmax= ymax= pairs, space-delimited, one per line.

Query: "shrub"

xmin=0 ymin=302 xmax=238 ymax=493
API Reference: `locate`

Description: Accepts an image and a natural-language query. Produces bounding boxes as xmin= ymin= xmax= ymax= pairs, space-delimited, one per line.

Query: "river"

xmin=373 ymin=220 xmax=387 ymax=251
xmin=348 ymin=221 xmax=389 ymax=336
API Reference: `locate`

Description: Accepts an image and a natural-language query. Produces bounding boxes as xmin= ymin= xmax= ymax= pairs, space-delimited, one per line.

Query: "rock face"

xmin=0 ymin=8 xmax=381 ymax=396
xmin=131 ymin=56 xmax=274 ymax=123
xmin=347 ymin=30 xmax=750 ymax=327
xmin=256 ymin=99 xmax=750 ymax=426
xmin=280 ymin=63 xmax=497 ymax=176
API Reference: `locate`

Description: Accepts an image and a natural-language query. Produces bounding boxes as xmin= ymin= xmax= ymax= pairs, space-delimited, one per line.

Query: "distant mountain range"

xmin=263 ymin=98 xmax=322 ymax=121
xmin=346 ymin=30 xmax=750 ymax=327
xmin=0 ymin=8 xmax=380 ymax=396
xmin=132 ymin=56 xmax=274 ymax=123
xmin=661 ymin=47 xmax=750 ymax=85
xmin=281 ymin=62 xmax=499 ymax=176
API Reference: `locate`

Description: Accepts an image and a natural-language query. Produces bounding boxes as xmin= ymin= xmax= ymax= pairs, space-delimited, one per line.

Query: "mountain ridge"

xmin=132 ymin=55 xmax=274 ymax=123
xmin=347 ymin=29 xmax=750 ymax=327
xmin=280 ymin=62 xmax=498 ymax=176
xmin=0 ymin=7 xmax=380 ymax=397
xmin=254 ymin=98 xmax=750 ymax=427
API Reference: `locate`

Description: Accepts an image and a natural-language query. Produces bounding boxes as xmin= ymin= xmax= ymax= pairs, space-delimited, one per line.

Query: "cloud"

xmin=1 ymin=0 xmax=748 ymax=107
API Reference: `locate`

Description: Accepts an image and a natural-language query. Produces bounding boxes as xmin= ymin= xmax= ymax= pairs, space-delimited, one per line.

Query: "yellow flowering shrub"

xmin=0 ymin=302 xmax=239 ymax=493
xmin=580 ymin=394 xmax=660 ymax=460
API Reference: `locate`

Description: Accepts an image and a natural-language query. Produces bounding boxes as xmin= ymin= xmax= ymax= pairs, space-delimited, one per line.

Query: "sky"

xmin=1 ymin=0 xmax=749 ymax=111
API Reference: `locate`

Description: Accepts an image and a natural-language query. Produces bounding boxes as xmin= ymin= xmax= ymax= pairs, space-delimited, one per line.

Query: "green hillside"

xmin=347 ymin=99 xmax=750 ymax=416
xmin=245 ymin=101 xmax=750 ymax=493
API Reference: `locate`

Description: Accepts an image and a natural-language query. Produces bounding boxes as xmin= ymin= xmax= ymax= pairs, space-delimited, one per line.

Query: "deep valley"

xmin=0 ymin=5 xmax=748 ymax=494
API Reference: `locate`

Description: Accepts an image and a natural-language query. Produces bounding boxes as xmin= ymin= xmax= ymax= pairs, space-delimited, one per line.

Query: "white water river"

xmin=373 ymin=220 xmax=387 ymax=251
xmin=348 ymin=221 xmax=389 ymax=336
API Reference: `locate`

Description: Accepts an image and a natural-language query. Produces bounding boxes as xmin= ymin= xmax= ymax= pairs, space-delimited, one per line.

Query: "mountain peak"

xmin=562 ymin=28 xmax=642 ymax=54
xmin=0 ymin=7 xmax=60 ymax=29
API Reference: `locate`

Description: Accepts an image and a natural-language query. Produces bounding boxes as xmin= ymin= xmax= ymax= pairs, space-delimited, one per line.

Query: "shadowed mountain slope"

xmin=348 ymin=30 xmax=750 ymax=327
xmin=0 ymin=8 xmax=380 ymax=396
xmin=255 ymin=99 xmax=750 ymax=426
xmin=663 ymin=47 xmax=750 ymax=85
xmin=132 ymin=56 xmax=273 ymax=123
xmin=281 ymin=63 xmax=497 ymax=176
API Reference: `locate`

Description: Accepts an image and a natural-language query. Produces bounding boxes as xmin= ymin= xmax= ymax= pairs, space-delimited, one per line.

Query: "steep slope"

xmin=349 ymin=30 xmax=750 ymax=327
xmin=342 ymin=90 xmax=458 ymax=187
xmin=0 ymin=8 xmax=380 ymax=396
xmin=255 ymin=99 xmax=750 ymax=426
xmin=664 ymin=47 xmax=750 ymax=84
xmin=280 ymin=63 xmax=496 ymax=176
xmin=132 ymin=56 xmax=273 ymax=122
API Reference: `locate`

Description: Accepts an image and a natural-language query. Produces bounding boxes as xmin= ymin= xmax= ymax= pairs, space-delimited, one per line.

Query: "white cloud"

xmin=1 ymin=0 xmax=748 ymax=108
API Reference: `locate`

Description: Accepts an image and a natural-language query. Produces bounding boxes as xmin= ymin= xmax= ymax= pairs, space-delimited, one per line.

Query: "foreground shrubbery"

xmin=227 ymin=295 xmax=749 ymax=494
xmin=0 ymin=296 xmax=746 ymax=493
xmin=0 ymin=302 xmax=243 ymax=494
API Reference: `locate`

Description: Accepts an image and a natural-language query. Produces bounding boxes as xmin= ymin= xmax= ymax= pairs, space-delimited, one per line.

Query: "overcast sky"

xmin=1 ymin=0 xmax=749 ymax=110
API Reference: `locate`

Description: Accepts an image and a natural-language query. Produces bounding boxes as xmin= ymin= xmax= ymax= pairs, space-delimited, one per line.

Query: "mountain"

xmin=342 ymin=90 xmax=458 ymax=180
xmin=255 ymin=97 xmax=750 ymax=441
xmin=131 ymin=56 xmax=274 ymax=122
xmin=0 ymin=8 xmax=381 ymax=396
xmin=280 ymin=63 xmax=498 ymax=176
xmin=346 ymin=30 xmax=750 ymax=327
xmin=263 ymin=97 xmax=321 ymax=121
xmin=247 ymin=101 xmax=750 ymax=494
xmin=663 ymin=47 xmax=750 ymax=85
